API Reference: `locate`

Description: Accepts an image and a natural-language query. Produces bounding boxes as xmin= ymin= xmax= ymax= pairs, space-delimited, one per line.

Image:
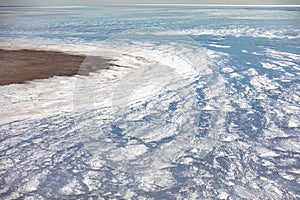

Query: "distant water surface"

xmin=0 ymin=5 xmax=299 ymax=199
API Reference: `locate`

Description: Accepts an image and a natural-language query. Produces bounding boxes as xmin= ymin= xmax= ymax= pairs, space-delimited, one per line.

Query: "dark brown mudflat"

xmin=0 ymin=49 xmax=111 ymax=85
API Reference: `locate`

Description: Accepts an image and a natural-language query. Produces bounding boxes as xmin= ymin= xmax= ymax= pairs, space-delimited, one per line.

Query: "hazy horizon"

xmin=1 ymin=0 xmax=299 ymax=6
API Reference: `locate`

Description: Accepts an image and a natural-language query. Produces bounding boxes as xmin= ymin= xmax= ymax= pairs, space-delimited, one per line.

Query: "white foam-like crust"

xmin=261 ymin=62 xmax=285 ymax=72
xmin=0 ymin=34 xmax=229 ymax=195
xmin=1 ymin=8 xmax=299 ymax=197
xmin=209 ymin=44 xmax=231 ymax=48
xmin=0 ymin=36 xmax=211 ymax=122
xmin=250 ymin=75 xmax=279 ymax=91
xmin=222 ymin=67 xmax=235 ymax=73
xmin=157 ymin=26 xmax=300 ymax=39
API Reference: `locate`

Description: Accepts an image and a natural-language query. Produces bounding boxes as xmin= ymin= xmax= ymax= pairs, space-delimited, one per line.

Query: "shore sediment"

xmin=0 ymin=49 xmax=111 ymax=85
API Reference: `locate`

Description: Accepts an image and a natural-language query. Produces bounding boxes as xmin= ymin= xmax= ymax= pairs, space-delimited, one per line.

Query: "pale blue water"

xmin=0 ymin=6 xmax=299 ymax=199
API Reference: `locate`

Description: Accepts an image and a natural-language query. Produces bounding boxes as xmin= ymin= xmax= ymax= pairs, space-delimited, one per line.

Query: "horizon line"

xmin=1 ymin=4 xmax=300 ymax=8
xmin=124 ymin=3 xmax=300 ymax=5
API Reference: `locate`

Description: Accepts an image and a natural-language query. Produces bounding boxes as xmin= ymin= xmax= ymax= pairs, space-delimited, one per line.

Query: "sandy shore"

xmin=0 ymin=49 xmax=111 ymax=85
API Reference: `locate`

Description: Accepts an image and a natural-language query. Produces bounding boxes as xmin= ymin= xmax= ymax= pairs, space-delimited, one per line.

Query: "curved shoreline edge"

xmin=0 ymin=49 xmax=111 ymax=86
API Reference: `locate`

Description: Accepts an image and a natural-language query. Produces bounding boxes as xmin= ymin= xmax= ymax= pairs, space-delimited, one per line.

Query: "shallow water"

xmin=0 ymin=5 xmax=299 ymax=199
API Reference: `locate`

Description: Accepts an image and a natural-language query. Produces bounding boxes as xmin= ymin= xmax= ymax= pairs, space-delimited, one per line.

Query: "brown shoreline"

xmin=0 ymin=49 xmax=111 ymax=86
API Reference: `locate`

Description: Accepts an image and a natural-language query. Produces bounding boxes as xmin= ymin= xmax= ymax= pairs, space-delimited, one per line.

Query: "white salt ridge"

xmin=209 ymin=44 xmax=231 ymax=48
xmin=246 ymin=68 xmax=259 ymax=76
xmin=288 ymin=117 xmax=299 ymax=128
xmin=1 ymin=6 xmax=299 ymax=198
xmin=99 ymin=34 xmax=213 ymax=77
xmin=0 ymin=32 xmax=226 ymax=193
xmin=263 ymin=125 xmax=290 ymax=139
xmin=236 ymin=98 xmax=251 ymax=109
xmin=260 ymin=151 xmax=280 ymax=157
xmin=222 ymin=67 xmax=235 ymax=73
xmin=218 ymin=191 xmax=229 ymax=199
xmin=261 ymin=62 xmax=284 ymax=71
xmin=278 ymin=172 xmax=296 ymax=181
xmin=266 ymin=49 xmax=300 ymax=61
xmin=230 ymin=72 xmax=243 ymax=79
xmin=162 ymin=27 xmax=300 ymax=39
xmin=0 ymin=77 xmax=78 ymax=124
xmin=250 ymin=75 xmax=279 ymax=91
xmin=0 ymin=32 xmax=217 ymax=125
xmin=59 ymin=179 xmax=85 ymax=195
